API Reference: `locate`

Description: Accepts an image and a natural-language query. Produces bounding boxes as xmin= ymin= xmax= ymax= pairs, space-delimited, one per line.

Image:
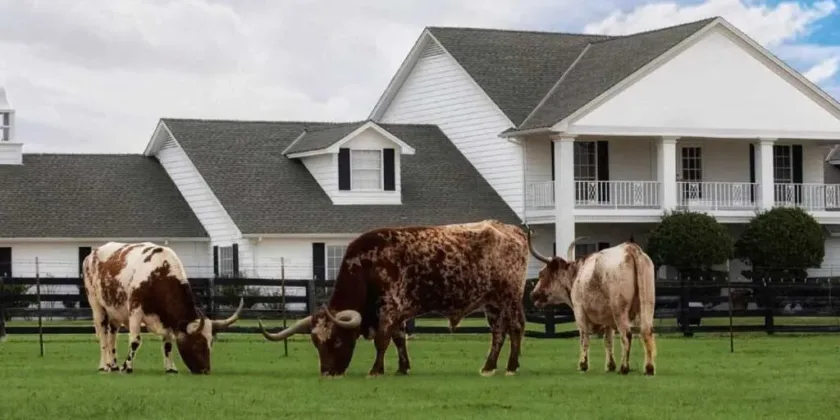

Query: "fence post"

xmin=36 ymin=257 xmax=44 ymax=357
xmin=543 ymin=308 xmax=555 ymax=338
xmin=280 ymin=257 xmax=288 ymax=357
xmin=0 ymin=274 xmax=6 ymax=342
xmin=763 ymin=279 xmax=775 ymax=335
xmin=208 ymin=275 xmax=216 ymax=320
xmin=306 ymin=279 xmax=316 ymax=315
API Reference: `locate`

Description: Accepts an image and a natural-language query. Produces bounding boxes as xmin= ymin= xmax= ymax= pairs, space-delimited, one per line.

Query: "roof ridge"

xmin=161 ymin=117 xmax=362 ymax=125
xmin=588 ymin=16 xmax=718 ymax=45
xmin=426 ymin=25 xmax=615 ymax=39
xmin=23 ymin=152 xmax=147 ymax=157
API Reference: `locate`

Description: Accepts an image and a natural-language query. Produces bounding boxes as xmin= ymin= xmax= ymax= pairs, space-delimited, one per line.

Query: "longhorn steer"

xmin=258 ymin=220 xmax=529 ymax=377
xmin=526 ymin=228 xmax=657 ymax=376
xmin=82 ymin=241 xmax=244 ymax=374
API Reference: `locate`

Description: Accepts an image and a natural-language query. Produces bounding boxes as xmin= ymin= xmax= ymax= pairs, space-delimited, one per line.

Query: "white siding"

xmin=302 ymin=154 xmax=336 ymax=195
xmin=0 ymin=142 xmax=22 ymax=165
xmin=379 ymin=39 xmax=523 ymax=219
xmin=154 ymin=125 xmax=255 ymax=275
xmin=574 ymin=27 xmax=840 ymax=134
xmin=810 ymin=238 xmax=840 ymax=277
xmin=525 ymin=136 xmax=655 ymax=186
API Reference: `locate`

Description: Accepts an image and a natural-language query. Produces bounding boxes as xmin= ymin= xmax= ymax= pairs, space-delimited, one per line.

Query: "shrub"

xmin=646 ymin=210 xmax=733 ymax=280
xmin=734 ymin=206 xmax=825 ymax=280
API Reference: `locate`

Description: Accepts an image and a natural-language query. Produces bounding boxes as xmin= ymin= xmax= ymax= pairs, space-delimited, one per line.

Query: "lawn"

xmin=1 ymin=329 xmax=839 ymax=420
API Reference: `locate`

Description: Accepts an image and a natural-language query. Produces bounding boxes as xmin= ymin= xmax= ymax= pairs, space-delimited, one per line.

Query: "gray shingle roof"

xmin=162 ymin=118 xmax=521 ymax=234
xmin=282 ymin=121 xmax=365 ymax=155
xmin=426 ymin=18 xmax=716 ymax=129
xmin=0 ymin=154 xmax=207 ymax=238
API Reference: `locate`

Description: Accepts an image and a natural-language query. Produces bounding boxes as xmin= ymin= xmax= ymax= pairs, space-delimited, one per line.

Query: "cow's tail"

xmin=631 ymin=244 xmax=656 ymax=353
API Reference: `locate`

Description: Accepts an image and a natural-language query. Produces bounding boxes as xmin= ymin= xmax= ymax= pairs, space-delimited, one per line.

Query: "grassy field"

xmin=1 ymin=329 xmax=839 ymax=420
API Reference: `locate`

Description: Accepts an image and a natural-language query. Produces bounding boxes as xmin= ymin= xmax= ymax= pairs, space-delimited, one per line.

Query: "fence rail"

xmin=2 ymin=276 xmax=840 ymax=339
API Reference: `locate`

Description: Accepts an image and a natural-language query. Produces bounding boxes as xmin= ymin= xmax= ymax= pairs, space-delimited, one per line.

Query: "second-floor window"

xmin=351 ymin=149 xmax=382 ymax=190
xmin=326 ymin=244 xmax=347 ymax=280
xmin=1 ymin=113 xmax=9 ymax=141
xmin=773 ymin=145 xmax=792 ymax=184
xmin=573 ymin=142 xmax=597 ymax=181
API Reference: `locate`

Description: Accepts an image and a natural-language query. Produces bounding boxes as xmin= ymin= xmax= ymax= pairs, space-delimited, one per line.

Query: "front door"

xmin=680 ymin=146 xmax=703 ymax=200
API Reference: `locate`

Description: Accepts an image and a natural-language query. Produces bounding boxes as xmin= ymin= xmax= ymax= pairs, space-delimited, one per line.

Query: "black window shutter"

xmin=550 ymin=142 xmax=555 ymax=181
xmin=597 ymin=141 xmax=610 ymax=202
xmin=312 ymin=243 xmax=325 ymax=280
xmin=212 ymin=245 xmax=219 ymax=278
xmin=0 ymin=247 xmax=9 ymax=278
xmin=597 ymin=242 xmax=610 ymax=251
xmin=231 ymin=243 xmax=239 ymax=276
xmin=338 ymin=148 xmax=351 ymax=190
xmin=749 ymin=144 xmax=755 ymax=203
xmin=383 ymin=148 xmax=395 ymax=191
xmin=78 ymin=247 xmax=92 ymax=309
xmin=792 ymin=145 xmax=803 ymax=204
xmin=552 ymin=242 xmax=556 ymax=256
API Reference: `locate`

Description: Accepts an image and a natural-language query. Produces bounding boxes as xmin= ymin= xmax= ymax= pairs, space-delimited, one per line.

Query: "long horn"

xmin=258 ymin=316 xmax=312 ymax=341
xmin=566 ymin=236 xmax=589 ymax=260
xmin=324 ymin=308 xmax=362 ymax=329
xmin=191 ymin=314 xmax=206 ymax=335
xmin=525 ymin=225 xmax=551 ymax=264
xmin=211 ymin=297 xmax=244 ymax=330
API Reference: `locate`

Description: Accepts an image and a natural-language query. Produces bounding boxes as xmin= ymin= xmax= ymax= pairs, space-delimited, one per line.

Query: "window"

xmin=326 ymin=245 xmax=347 ymax=280
xmin=0 ymin=113 xmax=9 ymax=142
xmin=351 ymin=149 xmax=382 ymax=190
xmin=573 ymin=142 xmax=597 ymax=181
xmin=218 ymin=246 xmax=234 ymax=277
xmin=773 ymin=145 xmax=792 ymax=184
xmin=574 ymin=243 xmax=598 ymax=259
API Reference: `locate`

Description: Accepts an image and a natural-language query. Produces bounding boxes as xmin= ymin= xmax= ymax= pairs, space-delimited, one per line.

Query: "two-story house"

xmin=369 ymin=16 xmax=840 ymax=278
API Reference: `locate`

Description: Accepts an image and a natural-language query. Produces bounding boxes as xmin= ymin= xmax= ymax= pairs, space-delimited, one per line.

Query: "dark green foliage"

xmin=734 ymin=207 xmax=825 ymax=280
xmin=646 ymin=210 xmax=733 ymax=276
xmin=1 ymin=283 xmax=32 ymax=321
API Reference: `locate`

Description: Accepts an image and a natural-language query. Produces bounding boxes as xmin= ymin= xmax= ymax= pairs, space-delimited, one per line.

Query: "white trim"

xmin=564 ymin=124 xmax=840 ymax=140
xmin=143 ymin=120 xmax=166 ymax=156
xmin=283 ymin=121 xmax=416 ymax=158
xmin=242 ymin=233 xmax=361 ymax=239
xmin=368 ymin=30 xmax=434 ymax=121
xmin=0 ymin=237 xmax=210 ymax=243
xmin=557 ymin=17 xmax=840 ymax=131
xmin=349 ymin=148 xmax=384 ymax=191
xmin=499 ymin=127 xmax=555 ymax=139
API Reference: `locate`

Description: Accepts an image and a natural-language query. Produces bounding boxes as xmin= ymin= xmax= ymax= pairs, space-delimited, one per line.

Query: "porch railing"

xmin=676 ymin=182 xmax=758 ymax=210
xmin=574 ymin=180 xmax=660 ymax=208
xmin=774 ymin=183 xmax=840 ymax=211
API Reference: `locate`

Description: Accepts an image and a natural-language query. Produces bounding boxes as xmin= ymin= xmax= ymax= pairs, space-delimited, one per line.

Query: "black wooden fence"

xmin=1 ymin=275 xmax=839 ymax=339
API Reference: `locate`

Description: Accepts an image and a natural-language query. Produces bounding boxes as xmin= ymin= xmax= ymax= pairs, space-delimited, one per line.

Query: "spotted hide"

xmin=258 ymin=220 xmax=530 ymax=377
xmin=82 ymin=242 xmax=244 ymax=374
xmin=526 ymin=228 xmax=657 ymax=376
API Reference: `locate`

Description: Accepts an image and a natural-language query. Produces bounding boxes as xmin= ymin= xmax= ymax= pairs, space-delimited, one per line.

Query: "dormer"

xmin=283 ymin=121 xmax=416 ymax=205
xmin=0 ymin=87 xmax=21 ymax=165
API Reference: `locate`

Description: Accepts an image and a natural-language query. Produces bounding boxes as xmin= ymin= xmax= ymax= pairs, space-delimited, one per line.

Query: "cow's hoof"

xmin=644 ymin=364 xmax=655 ymax=376
xmin=619 ymin=365 xmax=630 ymax=375
xmin=366 ymin=372 xmax=382 ymax=379
xmin=606 ymin=360 xmax=616 ymax=372
xmin=504 ymin=370 xmax=517 ymax=376
xmin=98 ymin=367 xmax=108 ymax=373
xmin=395 ymin=369 xmax=410 ymax=376
xmin=578 ymin=362 xmax=588 ymax=372
xmin=479 ymin=369 xmax=496 ymax=377
xmin=165 ymin=369 xmax=178 ymax=375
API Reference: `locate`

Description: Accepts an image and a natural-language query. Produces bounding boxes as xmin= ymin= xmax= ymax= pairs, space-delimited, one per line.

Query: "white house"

xmin=368 ymin=16 xmax=840 ymax=278
xmin=6 ymin=16 xmax=840 ymax=284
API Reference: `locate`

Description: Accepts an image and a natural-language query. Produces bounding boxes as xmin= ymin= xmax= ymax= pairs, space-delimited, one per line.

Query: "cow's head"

xmin=258 ymin=307 xmax=362 ymax=376
xmin=175 ymin=298 xmax=245 ymax=374
xmin=524 ymin=225 xmax=587 ymax=308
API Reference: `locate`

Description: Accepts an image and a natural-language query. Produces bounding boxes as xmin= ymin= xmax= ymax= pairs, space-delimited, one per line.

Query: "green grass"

xmin=1 ymin=330 xmax=840 ymax=420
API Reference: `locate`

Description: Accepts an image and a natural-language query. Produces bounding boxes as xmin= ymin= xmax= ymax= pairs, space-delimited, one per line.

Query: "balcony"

xmin=525 ymin=181 xmax=840 ymax=217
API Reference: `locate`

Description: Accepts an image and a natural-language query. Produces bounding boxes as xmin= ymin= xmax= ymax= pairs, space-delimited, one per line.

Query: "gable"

xmin=570 ymin=26 xmax=840 ymax=138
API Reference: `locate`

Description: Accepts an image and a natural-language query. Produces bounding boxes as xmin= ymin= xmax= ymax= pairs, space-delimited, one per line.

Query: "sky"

xmin=0 ymin=0 xmax=839 ymax=154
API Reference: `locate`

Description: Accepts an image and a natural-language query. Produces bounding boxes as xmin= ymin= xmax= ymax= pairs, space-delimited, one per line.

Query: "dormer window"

xmin=1 ymin=113 xmax=9 ymax=142
xmin=350 ymin=149 xmax=383 ymax=190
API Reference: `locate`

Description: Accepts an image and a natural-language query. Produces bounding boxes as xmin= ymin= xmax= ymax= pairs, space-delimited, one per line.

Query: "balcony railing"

xmin=676 ymin=182 xmax=758 ymax=210
xmin=524 ymin=180 xmax=661 ymax=209
xmin=774 ymin=183 xmax=840 ymax=211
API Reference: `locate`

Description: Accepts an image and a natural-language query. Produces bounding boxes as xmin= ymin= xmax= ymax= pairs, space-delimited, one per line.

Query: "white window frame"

xmin=325 ymin=244 xmax=347 ymax=280
xmin=218 ymin=245 xmax=235 ymax=278
xmin=773 ymin=145 xmax=793 ymax=184
xmin=678 ymin=145 xmax=703 ymax=182
xmin=0 ymin=112 xmax=9 ymax=142
xmin=349 ymin=149 xmax=383 ymax=191
xmin=573 ymin=141 xmax=598 ymax=181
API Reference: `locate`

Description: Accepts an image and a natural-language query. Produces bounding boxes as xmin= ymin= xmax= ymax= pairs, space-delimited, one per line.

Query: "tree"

xmin=646 ymin=210 xmax=733 ymax=280
xmin=734 ymin=206 xmax=825 ymax=280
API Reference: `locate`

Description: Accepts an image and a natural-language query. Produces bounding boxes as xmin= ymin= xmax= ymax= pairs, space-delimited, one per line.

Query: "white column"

xmin=657 ymin=137 xmax=678 ymax=210
xmin=756 ymin=138 xmax=776 ymax=209
xmin=553 ymin=136 xmax=576 ymax=258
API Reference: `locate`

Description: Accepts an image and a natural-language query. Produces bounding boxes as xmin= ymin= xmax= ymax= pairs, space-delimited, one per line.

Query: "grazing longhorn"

xmin=525 ymin=227 xmax=657 ymax=376
xmin=258 ymin=220 xmax=530 ymax=377
xmin=82 ymin=242 xmax=244 ymax=374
